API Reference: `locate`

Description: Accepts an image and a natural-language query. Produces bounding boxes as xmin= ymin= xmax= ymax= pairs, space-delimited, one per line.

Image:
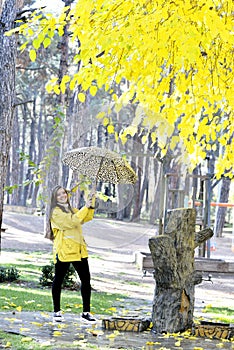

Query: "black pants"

xmin=52 ymin=257 xmax=91 ymax=313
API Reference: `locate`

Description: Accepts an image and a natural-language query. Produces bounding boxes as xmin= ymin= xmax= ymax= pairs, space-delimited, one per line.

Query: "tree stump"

xmin=149 ymin=208 xmax=213 ymax=334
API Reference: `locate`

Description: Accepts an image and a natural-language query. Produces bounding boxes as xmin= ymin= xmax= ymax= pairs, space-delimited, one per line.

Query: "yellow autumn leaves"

xmin=6 ymin=0 xmax=234 ymax=178
xmin=1 ymin=297 xmax=42 ymax=312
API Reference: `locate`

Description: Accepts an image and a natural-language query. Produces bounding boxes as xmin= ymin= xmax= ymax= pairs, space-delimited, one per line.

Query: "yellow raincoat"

xmin=51 ymin=206 xmax=95 ymax=263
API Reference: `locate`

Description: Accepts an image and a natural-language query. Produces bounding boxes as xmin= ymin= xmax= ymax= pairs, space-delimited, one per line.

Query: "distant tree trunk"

xmin=139 ymin=147 xmax=150 ymax=213
xmin=97 ymin=124 xmax=104 ymax=147
xmin=0 ymin=0 xmax=19 ymax=249
xmin=23 ymin=98 xmax=36 ymax=205
xmin=131 ymin=134 xmax=143 ymax=221
xmin=43 ymin=0 xmax=74 ymax=233
xmin=191 ymin=166 xmax=199 ymax=203
xmin=29 ymin=97 xmax=37 ymax=198
xmin=10 ymin=107 xmax=20 ymax=205
xmin=214 ymin=177 xmax=231 ymax=238
xmin=18 ymin=103 xmax=27 ymax=205
xmin=32 ymin=93 xmax=45 ymax=208
xmin=5 ymin=157 xmax=11 ymax=204
xmin=116 ymin=147 xmax=135 ymax=221
xmin=117 ymin=137 xmax=135 ymax=220
xmin=149 ymin=161 xmax=162 ymax=225
xmin=30 ymin=96 xmax=39 ymax=207
xmin=37 ymin=93 xmax=45 ymax=164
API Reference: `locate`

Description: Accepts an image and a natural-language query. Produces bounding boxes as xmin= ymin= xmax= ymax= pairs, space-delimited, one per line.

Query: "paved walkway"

xmin=1 ymin=211 xmax=234 ymax=349
xmin=0 ymin=310 xmax=233 ymax=349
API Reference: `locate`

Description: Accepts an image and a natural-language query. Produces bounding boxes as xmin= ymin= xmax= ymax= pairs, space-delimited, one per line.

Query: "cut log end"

xmin=194 ymin=227 xmax=214 ymax=248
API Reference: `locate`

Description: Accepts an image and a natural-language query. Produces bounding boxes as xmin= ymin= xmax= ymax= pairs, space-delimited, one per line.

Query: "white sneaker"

xmin=80 ymin=312 xmax=97 ymax=324
xmin=53 ymin=310 xmax=64 ymax=322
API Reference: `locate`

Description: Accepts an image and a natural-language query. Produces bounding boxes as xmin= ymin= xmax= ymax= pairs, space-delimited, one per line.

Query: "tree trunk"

xmin=131 ymin=134 xmax=143 ymax=221
xmin=118 ymin=137 xmax=135 ymax=220
xmin=30 ymin=96 xmax=39 ymax=207
xmin=43 ymin=1 xmax=74 ymax=233
xmin=0 ymin=0 xmax=19 ymax=250
xmin=149 ymin=161 xmax=161 ymax=225
xmin=139 ymin=147 xmax=150 ymax=213
xmin=10 ymin=107 xmax=20 ymax=205
xmin=149 ymin=208 xmax=210 ymax=334
xmin=23 ymin=98 xmax=36 ymax=205
xmin=214 ymin=177 xmax=231 ymax=238
xmin=18 ymin=103 xmax=27 ymax=205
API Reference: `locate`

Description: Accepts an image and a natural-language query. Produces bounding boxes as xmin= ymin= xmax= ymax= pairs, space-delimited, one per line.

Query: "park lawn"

xmin=0 ymin=330 xmax=103 ymax=350
xmin=0 ymin=250 xmax=125 ymax=315
xmin=0 ymin=283 xmax=121 ymax=315
xmin=202 ymin=305 xmax=234 ymax=324
xmin=0 ymin=251 xmax=128 ymax=350
xmin=0 ymin=330 xmax=52 ymax=350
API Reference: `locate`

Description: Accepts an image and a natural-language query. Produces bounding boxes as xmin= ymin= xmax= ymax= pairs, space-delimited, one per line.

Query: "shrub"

xmin=39 ymin=262 xmax=79 ymax=289
xmin=0 ymin=266 xmax=20 ymax=282
xmin=39 ymin=263 xmax=54 ymax=286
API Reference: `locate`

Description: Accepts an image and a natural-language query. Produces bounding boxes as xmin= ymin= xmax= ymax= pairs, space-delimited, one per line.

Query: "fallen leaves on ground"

xmin=175 ymin=340 xmax=181 ymax=346
xmin=106 ymin=330 xmax=120 ymax=338
xmin=21 ymin=337 xmax=33 ymax=342
xmin=2 ymin=342 xmax=11 ymax=348
xmin=4 ymin=317 xmax=17 ymax=323
xmin=20 ymin=327 xmax=30 ymax=332
xmin=73 ymin=339 xmax=88 ymax=347
xmin=30 ymin=321 xmax=43 ymax=327
xmin=53 ymin=330 xmax=62 ymax=336
xmin=87 ymin=328 xmax=104 ymax=336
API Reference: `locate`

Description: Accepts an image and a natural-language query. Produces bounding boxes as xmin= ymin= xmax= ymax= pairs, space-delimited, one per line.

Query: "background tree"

xmin=214 ymin=177 xmax=232 ymax=237
xmin=11 ymin=0 xmax=232 ymax=179
xmin=0 ymin=0 xmax=24 ymax=246
xmin=3 ymin=1 xmax=233 ymax=237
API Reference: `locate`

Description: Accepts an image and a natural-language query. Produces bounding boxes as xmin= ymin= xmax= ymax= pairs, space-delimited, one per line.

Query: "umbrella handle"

xmin=90 ymin=181 xmax=97 ymax=196
xmin=86 ymin=181 xmax=97 ymax=208
xmin=87 ymin=181 xmax=97 ymax=200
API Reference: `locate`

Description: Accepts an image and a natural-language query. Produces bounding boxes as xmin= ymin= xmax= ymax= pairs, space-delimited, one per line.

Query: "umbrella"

xmin=62 ymin=146 xmax=137 ymax=185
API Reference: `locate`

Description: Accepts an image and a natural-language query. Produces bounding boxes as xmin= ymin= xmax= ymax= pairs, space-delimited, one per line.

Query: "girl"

xmin=48 ymin=185 xmax=96 ymax=323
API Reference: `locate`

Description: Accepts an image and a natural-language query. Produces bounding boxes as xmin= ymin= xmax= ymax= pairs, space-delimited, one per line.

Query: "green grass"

xmin=0 ymin=330 xmax=52 ymax=350
xmin=0 ymin=250 xmax=129 ymax=349
xmin=0 ymin=330 xmax=104 ymax=350
xmin=202 ymin=305 xmax=234 ymax=323
xmin=124 ymin=280 xmax=141 ymax=286
xmin=0 ymin=250 xmax=126 ymax=315
xmin=0 ymin=283 xmax=119 ymax=315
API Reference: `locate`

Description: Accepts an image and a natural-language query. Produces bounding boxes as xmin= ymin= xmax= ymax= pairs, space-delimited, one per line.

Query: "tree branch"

xmin=14 ymin=100 xmax=34 ymax=107
xmin=16 ymin=66 xmax=45 ymax=71
xmin=194 ymin=227 xmax=214 ymax=248
xmin=16 ymin=7 xmax=46 ymax=21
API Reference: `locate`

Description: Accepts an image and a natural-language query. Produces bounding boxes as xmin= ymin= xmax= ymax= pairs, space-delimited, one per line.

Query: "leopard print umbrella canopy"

xmin=62 ymin=146 xmax=137 ymax=184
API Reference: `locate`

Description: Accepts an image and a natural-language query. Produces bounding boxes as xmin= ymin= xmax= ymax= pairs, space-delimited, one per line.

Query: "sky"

xmin=34 ymin=0 xmax=64 ymax=13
